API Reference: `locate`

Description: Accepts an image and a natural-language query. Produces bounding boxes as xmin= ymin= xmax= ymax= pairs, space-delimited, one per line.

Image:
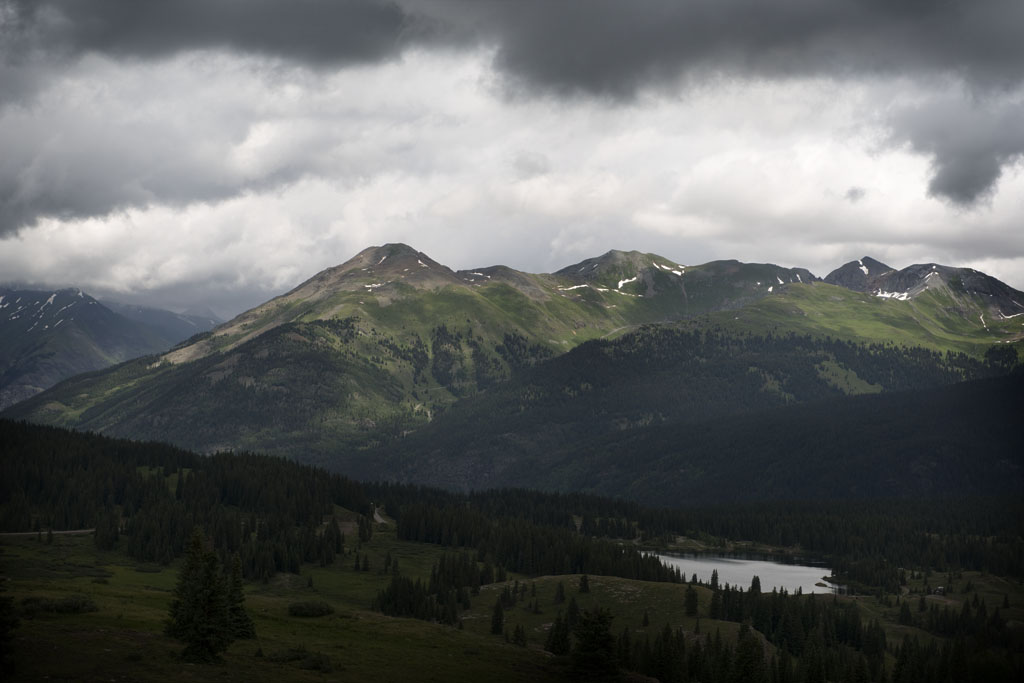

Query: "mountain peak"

xmin=824 ymin=258 xmax=1024 ymax=319
xmin=823 ymin=257 xmax=894 ymax=291
xmin=555 ymin=249 xmax=683 ymax=279
xmin=293 ymin=243 xmax=460 ymax=296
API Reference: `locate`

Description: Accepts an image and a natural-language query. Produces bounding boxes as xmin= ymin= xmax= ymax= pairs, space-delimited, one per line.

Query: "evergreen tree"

xmin=491 ymin=598 xmax=504 ymax=635
xmin=545 ymin=612 xmax=571 ymax=655
xmin=572 ymin=607 xmax=617 ymax=679
xmin=0 ymin=594 xmax=18 ymax=675
xmin=226 ymin=553 xmax=255 ymax=639
xmin=685 ymin=584 xmax=699 ymax=616
xmin=733 ymin=624 xmax=768 ymax=683
xmin=553 ymin=580 xmax=566 ymax=605
xmin=567 ymin=596 xmax=580 ymax=627
xmin=358 ymin=514 xmax=373 ymax=542
xmin=94 ymin=508 xmax=120 ymax=551
xmin=165 ymin=529 xmax=232 ymax=661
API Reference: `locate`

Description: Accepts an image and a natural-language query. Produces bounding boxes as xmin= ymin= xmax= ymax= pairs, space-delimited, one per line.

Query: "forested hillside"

xmin=364 ymin=329 xmax=1022 ymax=498
xmin=2 ymin=420 xmax=1021 ymax=682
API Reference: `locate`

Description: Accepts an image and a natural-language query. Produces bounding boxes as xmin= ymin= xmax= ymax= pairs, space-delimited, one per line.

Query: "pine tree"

xmin=491 ymin=598 xmax=504 ymax=635
xmin=685 ymin=584 xmax=699 ymax=616
xmin=734 ymin=624 xmax=768 ymax=683
xmin=0 ymin=594 xmax=18 ymax=674
xmin=545 ymin=612 xmax=571 ymax=655
xmin=572 ymin=607 xmax=617 ymax=679
xmin=567 ymin=596 xmax=580 ymax=627
xmin=226 ymin=553 xmax=255 ymax=640
xmin=165 ymin=529 xmax=232 ymax=661
xmin=358 ymin=515 xmax=373 ymax=542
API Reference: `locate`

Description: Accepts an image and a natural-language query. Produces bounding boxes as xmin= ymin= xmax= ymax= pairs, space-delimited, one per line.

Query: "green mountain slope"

xmin=1 ymin=244 xmax=823 ymax=458
xmin=4 ymin=244 xmax=1021 ymax=463
xmin=716 ymin=276 xmax=1024 ymax=354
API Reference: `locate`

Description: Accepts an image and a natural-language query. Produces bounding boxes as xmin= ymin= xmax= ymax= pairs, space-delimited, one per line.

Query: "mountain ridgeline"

xmin=0 ymin=288 xmax=218 ymax=411
xmin=3 ymin=244 xmax=1023 ymax=501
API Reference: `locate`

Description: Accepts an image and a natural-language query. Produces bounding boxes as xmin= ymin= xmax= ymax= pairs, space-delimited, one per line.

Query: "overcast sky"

xmin=2 ymin=0 xmax=1023 ymax=317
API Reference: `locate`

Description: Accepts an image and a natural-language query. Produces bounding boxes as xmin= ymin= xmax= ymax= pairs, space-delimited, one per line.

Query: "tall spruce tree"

xmin=571 ymin=607 xmax=617 ymax=679
xmin=685 ymin=584 xmax=699 ymax=616
xmin=165 ymin=529 xmax=232 ymax=661
xmin=545 ymin=612 xmax=571 ymax=655
xmin=491 ymin=598 xmax=504 ymax=635
xmin=226 ymin=553 xmax=255 ymax=639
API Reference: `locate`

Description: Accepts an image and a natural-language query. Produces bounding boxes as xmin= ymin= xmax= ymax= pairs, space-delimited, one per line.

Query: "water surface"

xmin=657 ymin=553 xmax=834 ymax=594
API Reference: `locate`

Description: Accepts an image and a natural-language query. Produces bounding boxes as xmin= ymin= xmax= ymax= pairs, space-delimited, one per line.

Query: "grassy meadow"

xmin=5 ymin=514 xmax=1022 ymax=682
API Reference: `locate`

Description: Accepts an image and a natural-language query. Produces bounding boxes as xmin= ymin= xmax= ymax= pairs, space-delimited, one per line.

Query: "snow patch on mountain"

xmin=875 ymin=290 xmax=910 ymax=301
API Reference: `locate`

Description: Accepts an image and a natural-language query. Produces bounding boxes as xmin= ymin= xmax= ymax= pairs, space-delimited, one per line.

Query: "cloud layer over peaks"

xmin=1 ymin=0 xmax=1023 ymax=312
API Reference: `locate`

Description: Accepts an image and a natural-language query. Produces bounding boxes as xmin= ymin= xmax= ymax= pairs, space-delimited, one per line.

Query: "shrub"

xmin=20 ymin=595 xmax=98 ymax=617
xmin=287 ymin=601 xmax=334 ymax=617
xmin=267 ymin=646 xmax=333 ymax=671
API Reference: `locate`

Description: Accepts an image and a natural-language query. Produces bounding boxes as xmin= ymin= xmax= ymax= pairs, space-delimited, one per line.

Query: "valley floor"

xmin=3 ymin=521 xmax=1022 ymax=682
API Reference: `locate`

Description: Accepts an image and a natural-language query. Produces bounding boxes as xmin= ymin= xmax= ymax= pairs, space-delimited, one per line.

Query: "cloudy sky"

xmin=2 ymin=0 xmax=1023 ymax=317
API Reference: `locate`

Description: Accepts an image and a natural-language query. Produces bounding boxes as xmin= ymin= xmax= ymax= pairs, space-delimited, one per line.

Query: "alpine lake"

xmin=656 ymin=553 xmax=839 ymax=594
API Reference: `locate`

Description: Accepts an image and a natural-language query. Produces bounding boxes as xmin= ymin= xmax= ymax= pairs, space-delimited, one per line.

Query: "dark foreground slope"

xmin=368 ymin=353 xmax=1024 ymax=504
xmin=2 ymin=419 xmax=1022 ymax=682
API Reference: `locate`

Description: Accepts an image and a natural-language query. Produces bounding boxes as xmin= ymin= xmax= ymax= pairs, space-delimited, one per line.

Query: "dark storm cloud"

xmin=2 ymin=0 xmax=1023 ymax=237
xmin=438 ymin=0 xmax=1024 ymax=98
xmin=431 ymin=0 xmax=1024 ymax=205
xmin=10 ymin=1 xmax=1021 ymax=96
xmin=889 ymin=96 xmax=1024 ymax=205
xmin=4 ymin=0 xmax=424 ymax=66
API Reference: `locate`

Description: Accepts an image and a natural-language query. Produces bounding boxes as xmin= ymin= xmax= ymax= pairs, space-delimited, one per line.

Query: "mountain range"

xmin=0 ymin=288 xmax=219 ymax=410
xmin=3 ymin=243 xmax=1022 ymax=499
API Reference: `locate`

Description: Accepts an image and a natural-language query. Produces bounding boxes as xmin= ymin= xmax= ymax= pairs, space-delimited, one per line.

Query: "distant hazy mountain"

xmin=4 ymin=244 xmax=1022 ymax=464
xmin=0 ymin=288 xmax=221 ymax=410
xmin=101 ymin=300 xmax=220 ymax=344
xmin=1 ymin=289 xmax=161 ymax=409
